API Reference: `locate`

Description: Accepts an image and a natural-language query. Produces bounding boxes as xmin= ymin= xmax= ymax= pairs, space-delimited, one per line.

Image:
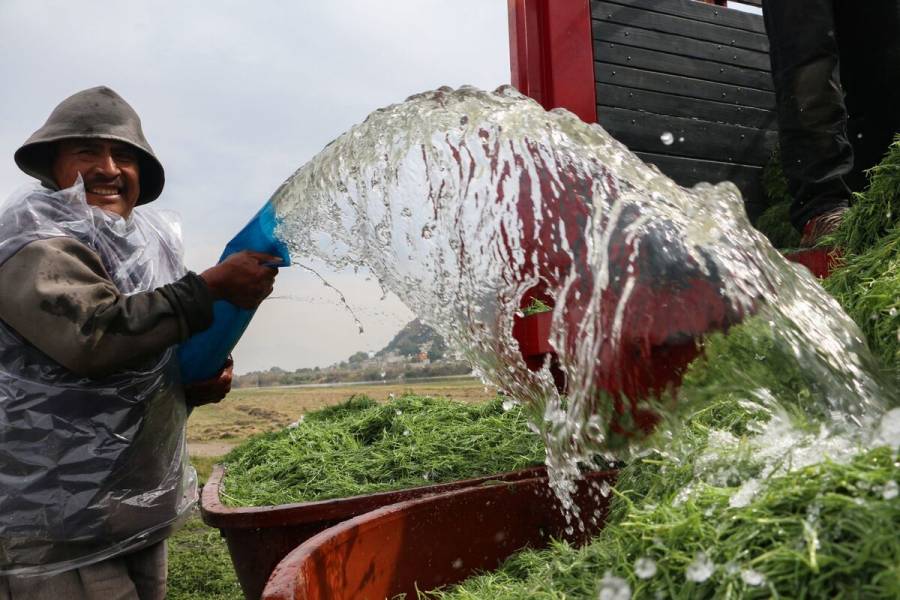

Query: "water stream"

xmin=267 ymin=85 xmax=896 ymax=511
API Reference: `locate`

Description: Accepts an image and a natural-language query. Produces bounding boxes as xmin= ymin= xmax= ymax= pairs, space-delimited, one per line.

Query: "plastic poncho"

xmin=0 ymin=181 xmax=196 ymax=577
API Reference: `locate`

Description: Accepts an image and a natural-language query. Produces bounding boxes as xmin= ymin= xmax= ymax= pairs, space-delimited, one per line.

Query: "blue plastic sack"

xmin=177 ymin=200 xmax=291 ymax=383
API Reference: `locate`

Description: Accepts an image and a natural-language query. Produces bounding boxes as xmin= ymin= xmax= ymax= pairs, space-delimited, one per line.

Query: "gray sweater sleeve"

xmin=0 ymin=237 xmax=214 ymax=378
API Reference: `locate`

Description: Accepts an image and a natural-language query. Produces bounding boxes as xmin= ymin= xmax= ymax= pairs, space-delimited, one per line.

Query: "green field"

xmin=168 ymin=377 xmax=494 ymax=600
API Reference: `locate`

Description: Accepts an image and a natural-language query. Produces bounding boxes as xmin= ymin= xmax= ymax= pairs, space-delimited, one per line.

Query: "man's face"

xmin=51 ymin=139 xmax=141 ymax=218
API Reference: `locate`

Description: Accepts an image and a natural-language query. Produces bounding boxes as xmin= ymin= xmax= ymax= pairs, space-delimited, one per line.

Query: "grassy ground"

xmin=167 ymin=377 xmax=494 ymax=600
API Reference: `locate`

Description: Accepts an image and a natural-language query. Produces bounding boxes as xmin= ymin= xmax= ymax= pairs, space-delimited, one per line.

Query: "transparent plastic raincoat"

xmin=0 ymin=181 xmax=196 ymax=577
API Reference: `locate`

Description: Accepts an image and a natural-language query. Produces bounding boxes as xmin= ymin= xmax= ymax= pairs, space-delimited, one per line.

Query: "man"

xmin=0 ymin=86 xmax=280 ymax=599
xmin=762 ymin=0 xmax=900 ymax=246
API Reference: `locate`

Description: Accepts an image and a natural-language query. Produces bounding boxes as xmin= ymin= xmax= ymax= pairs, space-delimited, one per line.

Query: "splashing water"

xmin=598 ymin=571 xmax=631 ymax=600
xmin=634 ymin=557 xmax=657 ymax=579
xmin=269 ymin=85 xmax=894 ymax=508
xmin=686 ymin=552 xmax=715 ymax=582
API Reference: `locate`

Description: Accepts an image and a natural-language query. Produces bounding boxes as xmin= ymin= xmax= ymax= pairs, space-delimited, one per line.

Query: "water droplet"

xmin=660 ymin=132 xmax=675 ymax=146
xmin=741 ymin=569 xmax=766 ymax=587
xmin=600 ymin=480 xmax=612 ymax=497
xmin=686 ymin=552 xmax=715 ymax=582
xmin=634 ymin=557 xmax=657 ymax=579
xmin=598 ymin=572 xmax=631 ymax=600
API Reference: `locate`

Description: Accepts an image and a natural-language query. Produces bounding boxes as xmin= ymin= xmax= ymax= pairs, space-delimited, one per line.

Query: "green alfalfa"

xmin=755 ymin=145 xmax=801 ymax=249
xmin=426 ymin=445 xmax=900 ymax=600
xmin=219 ymin=395 xmax=545 ymax=506
xmin=823 ymin=136 xmax=900 ymax=379
xmin=425 ymin=322 xmax=900 ymax=599
xmin=756 ymin=138 xmax=899 ymax=376
xmin=827 ymin=136 xmax=900 ymax=255
xmin=754 ymin=200 xmax=800 ymax=249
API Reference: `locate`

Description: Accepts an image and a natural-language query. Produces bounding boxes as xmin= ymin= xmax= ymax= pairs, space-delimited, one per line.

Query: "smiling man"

xmin=52 ymin=139 xmax=142 ymax=217
xmin=0 ymin=86 xmax=280 ymax=599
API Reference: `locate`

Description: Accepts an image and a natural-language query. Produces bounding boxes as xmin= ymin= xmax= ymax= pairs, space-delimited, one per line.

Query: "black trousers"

xmin=762 ymin=0 xmax=900 ymax=229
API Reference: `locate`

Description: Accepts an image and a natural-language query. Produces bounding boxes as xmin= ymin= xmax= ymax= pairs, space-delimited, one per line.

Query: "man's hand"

xmin=184 ymin=356 xmax=233 ymax=407
xmin=201 ymin=251 xmax=281 ymax=309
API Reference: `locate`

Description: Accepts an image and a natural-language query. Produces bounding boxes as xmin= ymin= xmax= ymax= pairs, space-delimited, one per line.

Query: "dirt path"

xmin=188 ymin=441 xmax=237 ymax=457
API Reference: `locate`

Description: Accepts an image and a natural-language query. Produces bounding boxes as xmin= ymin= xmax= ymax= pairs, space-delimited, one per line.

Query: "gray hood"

xmin=14 ymin=86 xmax=165 ymax=205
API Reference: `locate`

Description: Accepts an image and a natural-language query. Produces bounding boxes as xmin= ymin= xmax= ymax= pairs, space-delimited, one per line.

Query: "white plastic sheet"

xmin=0 ymin=181 xmax=196 ymax=576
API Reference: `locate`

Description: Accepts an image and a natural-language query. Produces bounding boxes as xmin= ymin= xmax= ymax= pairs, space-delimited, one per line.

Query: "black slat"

xmin=593 ymin=20 xmax=769 ymax=71
xmin=596 ymin=106 xmax=777 ymax=165
xmin=594 ymin=1 xmax=768 ymax=53
xmin=634 ymin=151 xmax=767 ymax=211
xmin=597 ymin=85 xmax=776 ymax=129
xmin=596 ymin=64 xmax=774 ymax=110
xmin=594 ymin=0 xmax=766 ymax=34
xmin=594 ymin=42 xmax=773 ymax=91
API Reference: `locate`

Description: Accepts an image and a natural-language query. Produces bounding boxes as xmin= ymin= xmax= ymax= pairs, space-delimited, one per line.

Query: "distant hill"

xmin=376 ymin=318 xmax=448 ymax=361
xmin=234 ymin=318 xmax=466 ymax=388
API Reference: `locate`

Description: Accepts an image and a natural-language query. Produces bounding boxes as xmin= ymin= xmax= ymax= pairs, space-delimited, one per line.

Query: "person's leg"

xmin=123 ymin=541 xmax=167 ymax=600
xmin=837 ymin=0 xmax=900 ymax=189
xmin=2 ymin=568 xmax=92 ymax=600
xmin=762 ymin=0 xmax=853 ymax=230
xmin=75 ymin=555 xmax=141 ymax=600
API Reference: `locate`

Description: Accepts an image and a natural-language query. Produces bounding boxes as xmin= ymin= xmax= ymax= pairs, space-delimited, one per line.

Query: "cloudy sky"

xmin=0 ymin=0 xmax=511 ymax=373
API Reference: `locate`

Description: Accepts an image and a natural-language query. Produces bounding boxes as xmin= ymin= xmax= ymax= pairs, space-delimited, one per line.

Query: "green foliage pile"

xmin=754 ymin=138 xmax=899 ymax=376
xmin=756 ymin=146 xmax=802 ymax=248
xmin=754 ymin=200 xmax=800 ymax=249
xmin=427 ymin=324 xmax=900 ymax=599
xmin=428 ymin=445 xmax=899 ymax=599
xmin=220 ymin=395 xmax=544 ymax=506
xmin=823 ymin=138 xmax=900 ymax=377
xmin=828 ymin=138 xmax=900 ymax=256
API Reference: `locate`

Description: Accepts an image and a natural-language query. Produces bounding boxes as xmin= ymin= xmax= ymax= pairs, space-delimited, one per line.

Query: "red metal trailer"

xmin=508 ymin=0 xmax=773 ymax=217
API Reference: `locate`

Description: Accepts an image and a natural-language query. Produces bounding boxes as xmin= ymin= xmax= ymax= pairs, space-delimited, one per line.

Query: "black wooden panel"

xmin=594 ymin=42 xmax=773 ymax=91
xmin=596 ymin=106 xmax=777 ymax=165
xmin=596 ymin=64 xmax=774 ymax=110
xmin=597 ymin=85 xmax=776 ymax=129
xmin=635 ymin=151 xmax=767 ymax=215
xmin=594 ymin=1 xmax=768 ymax=53
xmin=594 ymin=0 xmax=766 ymax=34
xmin=593 ymin=20 xmax=769 ymax=71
